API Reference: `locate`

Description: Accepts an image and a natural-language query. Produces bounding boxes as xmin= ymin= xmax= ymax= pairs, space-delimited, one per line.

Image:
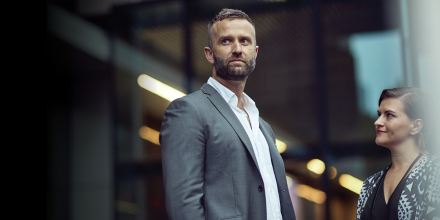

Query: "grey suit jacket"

xmin=160 ymin=83 xmax=296 ymax=220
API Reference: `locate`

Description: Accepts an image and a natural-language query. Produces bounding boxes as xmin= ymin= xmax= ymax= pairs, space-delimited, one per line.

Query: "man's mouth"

xmin=229 ymin=59 xmax=245 ymax=63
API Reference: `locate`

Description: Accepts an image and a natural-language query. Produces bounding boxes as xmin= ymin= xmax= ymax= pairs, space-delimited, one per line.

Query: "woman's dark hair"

xmin=379 ymin=87 xmax=438 ymax=155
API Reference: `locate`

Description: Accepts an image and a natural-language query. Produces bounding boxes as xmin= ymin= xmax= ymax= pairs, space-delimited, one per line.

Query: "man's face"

xmin=210 ymin=19 xmax=258 ymax=81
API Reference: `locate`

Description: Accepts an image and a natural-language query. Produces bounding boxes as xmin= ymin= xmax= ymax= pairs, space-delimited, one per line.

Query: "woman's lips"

xmin=376 ymin=130 xmax=386 ymax=134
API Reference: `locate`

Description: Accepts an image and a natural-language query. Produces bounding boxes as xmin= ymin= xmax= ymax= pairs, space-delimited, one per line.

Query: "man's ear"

xmin=255 ymin=45 xmax=259 ymax=59
xmin=410 ymin=119 xmax=423 ymax=135
xmin=204 ymin=47 xmax=214 ymax=64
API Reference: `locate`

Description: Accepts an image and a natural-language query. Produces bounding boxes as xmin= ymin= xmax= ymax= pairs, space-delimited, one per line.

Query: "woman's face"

xmin=374 ymin=98 xmax=415 ymax=148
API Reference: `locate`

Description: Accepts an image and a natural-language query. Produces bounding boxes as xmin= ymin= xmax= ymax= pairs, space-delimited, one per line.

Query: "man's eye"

xmin=222 ymin=39 xmax=230 ymax=44
xmin=241 ymin=39 xmax=248 ymax=43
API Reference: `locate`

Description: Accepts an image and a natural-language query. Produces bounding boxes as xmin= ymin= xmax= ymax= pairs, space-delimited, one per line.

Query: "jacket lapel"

xmin=201 ymin=84 xmax=259 ymax=170
xmin=259 ymin=121 xmax=287 ymax=187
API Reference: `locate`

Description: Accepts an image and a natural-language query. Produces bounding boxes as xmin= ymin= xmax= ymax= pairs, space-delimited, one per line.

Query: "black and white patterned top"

xmin=356 ymin=155 xmax=440 ymax=220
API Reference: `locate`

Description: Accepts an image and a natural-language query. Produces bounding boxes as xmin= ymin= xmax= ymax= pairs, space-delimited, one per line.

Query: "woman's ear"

xmin=410 ymin=119 xmax=423 ymax=135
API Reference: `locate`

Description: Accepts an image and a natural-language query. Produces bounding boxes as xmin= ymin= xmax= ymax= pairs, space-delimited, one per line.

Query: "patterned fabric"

xmin=356 ymin=155 xmax=440 ymax=220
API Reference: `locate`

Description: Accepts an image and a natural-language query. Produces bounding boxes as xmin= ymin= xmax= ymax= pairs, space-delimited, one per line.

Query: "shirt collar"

xmin=207 ymin=77 xmax=236 ymax=104
xmin=207 ymin=77 xmax=257 ymax=111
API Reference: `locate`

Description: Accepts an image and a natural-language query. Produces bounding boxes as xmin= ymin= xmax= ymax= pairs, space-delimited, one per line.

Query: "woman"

xmin=356 ymin=87 xmax=439 ymax=220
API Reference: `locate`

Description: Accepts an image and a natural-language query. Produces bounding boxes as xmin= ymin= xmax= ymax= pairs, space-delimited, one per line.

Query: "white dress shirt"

xmin=207 ymin=77 xmax=283 ymax=220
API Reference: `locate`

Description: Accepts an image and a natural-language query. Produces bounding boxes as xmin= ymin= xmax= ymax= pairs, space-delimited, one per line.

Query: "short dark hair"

xmin=379 ymin=87 xmax=438 ymax=155
xmin=208 ymin=8 xmax=256 ymax=50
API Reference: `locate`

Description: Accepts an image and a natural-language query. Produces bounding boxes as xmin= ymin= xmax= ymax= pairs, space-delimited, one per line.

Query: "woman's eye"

xmin=387 ymin=113 xmax=394 ymax=117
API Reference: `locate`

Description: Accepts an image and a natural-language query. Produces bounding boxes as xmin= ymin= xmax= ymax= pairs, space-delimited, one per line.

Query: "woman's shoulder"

xmin=424 ymin=154 xmax=440 ymax=161
xmin=361 ymin=164 xmax=390 ymax=191
xmin=409 ymin=155 xmax=440 ymax=184
xmin=364 ymin=165 xmax=390 ymax=183
xmin=421 ymin=155 xmax=440 ymax=171
xmin=425 ymin=155 xmax=440 ymax=175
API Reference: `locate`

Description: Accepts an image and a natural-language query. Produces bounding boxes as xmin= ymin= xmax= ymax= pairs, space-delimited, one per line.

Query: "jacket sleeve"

xmin=356 ymin=180 xmax=369 ymax=220
xmin=160 ymin=97 xmax=206 ymax=220
xmin=356 ymin=169 xmax=385 ymax=220
xmin=423 ymin=156 xmax=440 ymax=219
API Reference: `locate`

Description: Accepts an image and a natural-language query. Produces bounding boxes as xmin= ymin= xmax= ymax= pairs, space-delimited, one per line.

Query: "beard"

xmin=213 ymin=53 xmax=256 ymax=81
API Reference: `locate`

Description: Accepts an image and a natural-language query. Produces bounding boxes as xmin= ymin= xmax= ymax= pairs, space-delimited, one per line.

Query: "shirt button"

xmin=258 ymin=185 xmax=264 ymax=192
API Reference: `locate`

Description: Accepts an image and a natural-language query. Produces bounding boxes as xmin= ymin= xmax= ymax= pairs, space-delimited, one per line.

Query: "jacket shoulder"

xmin=362 ymin=165 xmax=390 ymax=191
xmin=258 ymin=117 xmax=269 ymax=126
xmin=166 ymin=89 xmax=207 ymax=108
xmin=425 ymin=155 xmax=440 ymax=180
xmin=426 ymin=155 xmax=440 ymax=165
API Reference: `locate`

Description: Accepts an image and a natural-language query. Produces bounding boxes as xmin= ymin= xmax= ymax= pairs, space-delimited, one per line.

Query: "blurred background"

xmin=46 ymin=0 xmax=440 ymax=219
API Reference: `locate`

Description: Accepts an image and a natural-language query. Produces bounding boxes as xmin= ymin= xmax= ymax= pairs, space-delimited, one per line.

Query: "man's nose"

xmin=232 ymin=41 xmax=243 ymax=55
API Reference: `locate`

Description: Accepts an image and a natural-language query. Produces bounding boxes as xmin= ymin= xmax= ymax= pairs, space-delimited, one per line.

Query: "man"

xmin=160 ymin=8 xmax=296 ymax=220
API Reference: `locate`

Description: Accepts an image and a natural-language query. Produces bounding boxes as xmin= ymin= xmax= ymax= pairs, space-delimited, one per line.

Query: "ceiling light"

xmin=307 ymin=159 xmax=326 ymax=175
xmin=339 ymin=174 xmax=363 ymax=194
xmin=137 ymin=74 xmax=186 ymax=102
xmin=276 ymin=139 xmax=287 ymax=153
xmin=139 ymin=126 xmax=160 ymax=145
xmin=328 ymin=166 xmax=337 ymax=179
xmin=295 ymin=184 xmax=326 ymax=204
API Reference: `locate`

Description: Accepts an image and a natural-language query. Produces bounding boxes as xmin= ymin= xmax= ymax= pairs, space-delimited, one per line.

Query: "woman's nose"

xmin=374 ymin=116 xmax=383 ymax=126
